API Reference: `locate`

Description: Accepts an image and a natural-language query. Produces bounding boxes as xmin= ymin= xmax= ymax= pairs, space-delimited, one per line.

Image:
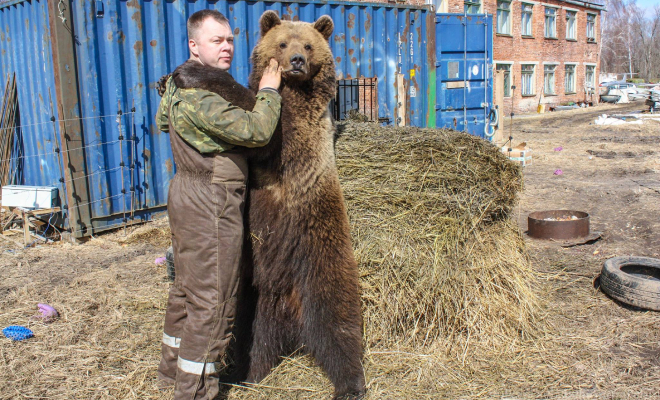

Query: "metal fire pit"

xmin=528 ymin=210 xmax=590 ymax=240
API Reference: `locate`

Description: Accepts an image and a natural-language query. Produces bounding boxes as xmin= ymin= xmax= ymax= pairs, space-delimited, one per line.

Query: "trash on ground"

xmin=554 ymin=169 xmax=563 ymax=175
xmin=595 ymin=114 xmax=643 ymax=125
xmin=35 ymin=303 xmax=59 ymax=323
xmin=501 ymin=142 xmax=532 ymax=167
xmin=154 ymin=256 xmax=166 ymax=265
xmin=2 ymin=326 xmax=34 ymax=341
xmin=554 ymin=146 xmax=563 ymax=152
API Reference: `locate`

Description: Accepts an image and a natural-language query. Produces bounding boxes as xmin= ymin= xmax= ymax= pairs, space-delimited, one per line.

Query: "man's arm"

xmin=173 ymin=88 xmax=281 ymax=148
xmin=155 ymin=77 xmax=174 ymax=133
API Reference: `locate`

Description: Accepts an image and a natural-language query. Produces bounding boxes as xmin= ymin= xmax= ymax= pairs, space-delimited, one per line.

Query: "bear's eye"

xmin=304 ymin=44 xmax=312 ymax=51
xmin=279 ymin=43 xmax=287 ymax=49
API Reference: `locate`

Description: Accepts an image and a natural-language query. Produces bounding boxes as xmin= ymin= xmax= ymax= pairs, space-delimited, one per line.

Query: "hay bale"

xmin=335 ymin=122 xmax=540 ymax=349
xmin=117 ymin=217 xmax=171 ymax=248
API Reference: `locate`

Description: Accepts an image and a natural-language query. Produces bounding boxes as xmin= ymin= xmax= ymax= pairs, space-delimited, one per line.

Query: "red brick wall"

xmin=445 ymin=0 xmax=602 ymax=114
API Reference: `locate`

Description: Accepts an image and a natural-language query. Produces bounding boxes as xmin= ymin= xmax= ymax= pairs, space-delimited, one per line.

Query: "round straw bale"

xmin=335 ymin=122 xmax=539 ymax=349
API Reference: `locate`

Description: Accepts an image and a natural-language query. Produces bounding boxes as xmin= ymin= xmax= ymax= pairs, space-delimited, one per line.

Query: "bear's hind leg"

xmin=300 ymin=289 xmax=366 ymax=399
xmin=245 ymin=293 xmax=297 ymax=383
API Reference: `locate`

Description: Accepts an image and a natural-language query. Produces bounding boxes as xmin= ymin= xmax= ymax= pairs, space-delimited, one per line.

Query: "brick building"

xmin=433 ymin=0 xmax=605 ymax=114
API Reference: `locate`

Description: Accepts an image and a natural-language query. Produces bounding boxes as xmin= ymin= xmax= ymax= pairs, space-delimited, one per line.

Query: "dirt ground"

xmin=0 ymin=101 xmax=659 ymax=399
xmin=511 ymin=101 xmax=660 ymax=399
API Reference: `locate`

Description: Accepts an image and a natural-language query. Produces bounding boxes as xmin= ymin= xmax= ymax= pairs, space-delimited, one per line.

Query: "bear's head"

xmin=249 ymin=11 xmax=335 ymax=92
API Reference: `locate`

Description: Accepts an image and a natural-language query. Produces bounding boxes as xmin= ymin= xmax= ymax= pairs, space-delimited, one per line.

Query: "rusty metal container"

xmin=527 ymin=210 xmax=590 ymax=240
xmin=1 ymin=0 xmax=436 ymax=237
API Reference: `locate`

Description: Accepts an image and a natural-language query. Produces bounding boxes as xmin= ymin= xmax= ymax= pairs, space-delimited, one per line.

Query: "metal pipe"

xmin=463 ymin=9 xmax=467 ymax=133
xmin=483 ymin=16 xmax=495 ymax=138
xmin=130 ymin=100 xmax=135 ymax=223
xmin=116 ymin=104 xmax=127 ymax=235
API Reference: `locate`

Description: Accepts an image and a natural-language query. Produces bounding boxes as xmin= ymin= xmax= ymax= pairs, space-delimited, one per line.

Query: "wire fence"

xmin=1 ymin=109 xmax=149 ymax=240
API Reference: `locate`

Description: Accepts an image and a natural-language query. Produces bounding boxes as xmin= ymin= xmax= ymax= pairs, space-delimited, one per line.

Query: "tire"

xmin=166 ymin=246 xmax=175 ymax=282
xmin=600 ymin=256 xmax=660 ymax=311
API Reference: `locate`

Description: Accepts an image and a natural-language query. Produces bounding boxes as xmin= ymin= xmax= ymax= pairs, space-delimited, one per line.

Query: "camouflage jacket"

xmin=156 ymin=76 xmax=281 ymax=154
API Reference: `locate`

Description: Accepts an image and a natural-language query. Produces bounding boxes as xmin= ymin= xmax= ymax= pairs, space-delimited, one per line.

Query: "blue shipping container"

xmin=0 ymin=0 xmax=435 ymax=236
xmin=435 ymin=13 xmax=494 ymax=139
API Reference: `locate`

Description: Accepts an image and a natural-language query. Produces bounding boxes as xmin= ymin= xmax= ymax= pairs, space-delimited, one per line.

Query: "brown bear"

xmin=169 ymin=11 xmax=366 ymax=400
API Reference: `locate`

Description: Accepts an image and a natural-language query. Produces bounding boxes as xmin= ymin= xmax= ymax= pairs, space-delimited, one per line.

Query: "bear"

xmin=168 ymin=11 xmax=366 ymax=400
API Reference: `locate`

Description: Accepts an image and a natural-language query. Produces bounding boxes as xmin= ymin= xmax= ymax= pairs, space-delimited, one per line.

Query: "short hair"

xmin=187 ymin=10 xmax=229 ymax=40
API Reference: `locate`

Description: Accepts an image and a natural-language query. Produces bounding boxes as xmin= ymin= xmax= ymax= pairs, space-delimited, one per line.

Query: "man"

xmin=155 ymin=9 xmax=282 ymax=399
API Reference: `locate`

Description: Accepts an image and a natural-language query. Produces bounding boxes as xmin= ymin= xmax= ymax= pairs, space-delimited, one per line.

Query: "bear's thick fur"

xmin=170 ymin=11 xmax=366 ymax=399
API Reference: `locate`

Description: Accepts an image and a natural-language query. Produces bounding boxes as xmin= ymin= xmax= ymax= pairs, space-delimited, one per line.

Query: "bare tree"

xmin=602 ymin=0 xmax=660 ymax=81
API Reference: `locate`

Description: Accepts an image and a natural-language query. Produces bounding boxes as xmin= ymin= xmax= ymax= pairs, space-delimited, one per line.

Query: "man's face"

xmin=189 ymin=17 xmax=234 ymax=70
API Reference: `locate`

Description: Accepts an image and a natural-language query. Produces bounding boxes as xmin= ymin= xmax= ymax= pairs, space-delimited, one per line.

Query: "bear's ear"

xmin=313 ymin=15 xmax=334 ymax=41
xmin=260 ymin=10 xmax=281 ymax=37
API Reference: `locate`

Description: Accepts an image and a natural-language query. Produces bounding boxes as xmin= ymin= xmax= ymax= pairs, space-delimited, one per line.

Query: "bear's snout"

xmin=290 ymin=54 xmax=306 ymax=71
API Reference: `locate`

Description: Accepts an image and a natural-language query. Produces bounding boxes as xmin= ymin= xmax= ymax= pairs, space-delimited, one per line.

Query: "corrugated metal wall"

xmin=0 ymin=0 xmax=64 ymax=196
xmin=435 ymin=14 xmax=494 ymax=138
xmin=70 ymin=0 xmax=435 ymax=233
xmin=1 ymin=0 xmax=435 ymax=235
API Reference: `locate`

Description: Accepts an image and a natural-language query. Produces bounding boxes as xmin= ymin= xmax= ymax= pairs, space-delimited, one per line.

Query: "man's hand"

xmin=259 ymin=59 xmax=282 ymax=91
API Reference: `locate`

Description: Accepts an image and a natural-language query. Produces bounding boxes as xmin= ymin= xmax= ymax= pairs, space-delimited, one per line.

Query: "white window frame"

xmin=543 ymin=63 xmax=558 ymax=95
xmin=565 ymin=10 xmax=576 ymax=40
xmin=521 ymin=3 xmax=534 ymax=36
xmin=585 ymin=63 xmax=596 ymax=90
xmin=586 ymin=13 xmax=596 ymax=41
xmin=521 ymin=64 xmax=536 ymax=96
xmin=544 ymin=7 xmax=557 ymax=38
xmin=497 ymin=0 xmax=512 ymax=34
xmin=464 ymin=0 xmax=481 ymax=14
xmin=564 ymin=63 xmax=577 ymax=93
xmin=496 ymin=62 xmax=514 ymax=97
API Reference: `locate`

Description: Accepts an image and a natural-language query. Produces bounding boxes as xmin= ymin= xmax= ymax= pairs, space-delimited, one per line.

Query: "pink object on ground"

xmin=155 ymin=257 xmax=167 ymax=265
xmin=37 ymin=303 xmax=59 ymax=323
xmin=554 ymin=169 xmax=563 ymax=175
xmin=554 ymin=146 xmax=563 ymax=152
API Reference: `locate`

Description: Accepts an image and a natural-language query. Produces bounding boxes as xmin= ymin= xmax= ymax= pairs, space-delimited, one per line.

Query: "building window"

xmin=496 ymin=64 xmax=512 ymax=97
xmin=544 ymin=64 xmax=556 ymax=95
xmin=429 ymin=0 xmax=447 ymax=13
xmin=497 ymin=1 xmax=511 ymax=34
xmin=521 ymin=64 xmax=535 ymax=96
xmin=566 ymin=11 xmax=576 ymax=40
xmin=565 ymin=64 xmax=576 ymax=93
xmin=464 ymin=0 xmax=480 ymax=13
xmin=587 ymin=14 xmax=596 ymax=41
xmin=585 ymin=65 xmax=596 ymax=89
xmin=545 ymin=8 xmax=557 ymax=38
xmin=521 ymin=3 xmax=533 ymax=36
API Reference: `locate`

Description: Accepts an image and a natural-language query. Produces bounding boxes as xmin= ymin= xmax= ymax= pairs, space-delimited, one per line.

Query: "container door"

xmin=435 ymin=14 xmax=493 ymax=139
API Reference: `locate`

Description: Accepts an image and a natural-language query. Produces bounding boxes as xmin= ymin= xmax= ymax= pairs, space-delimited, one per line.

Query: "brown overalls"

xmin=158 ymin=127 xmax=247 ymax=399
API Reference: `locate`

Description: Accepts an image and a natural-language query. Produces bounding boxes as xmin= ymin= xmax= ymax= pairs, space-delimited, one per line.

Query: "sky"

xmin=635 ymin=0 xmax=658 ymax=16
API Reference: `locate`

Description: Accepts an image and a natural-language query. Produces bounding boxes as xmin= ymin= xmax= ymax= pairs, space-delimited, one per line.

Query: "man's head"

xmin=188 ymin=10 xmax=234 ymax=70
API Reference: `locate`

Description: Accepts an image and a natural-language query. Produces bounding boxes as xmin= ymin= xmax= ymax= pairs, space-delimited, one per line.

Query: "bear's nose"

xmin=290 ymin=54 xmax=305 ymax=70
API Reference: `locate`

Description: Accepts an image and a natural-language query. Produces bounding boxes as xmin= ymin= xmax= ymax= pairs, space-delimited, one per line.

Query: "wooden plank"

xmin=492 ymin=70 xmax=507 ymax=146
xmin=28 ymin=207 xmax=61 ymax=216
xmin=22 ymin=212 xmax=30 ymax=246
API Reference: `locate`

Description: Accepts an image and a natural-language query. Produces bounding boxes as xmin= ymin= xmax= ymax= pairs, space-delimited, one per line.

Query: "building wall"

xmin=443 ymin=0 xmax=602 ymax=114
